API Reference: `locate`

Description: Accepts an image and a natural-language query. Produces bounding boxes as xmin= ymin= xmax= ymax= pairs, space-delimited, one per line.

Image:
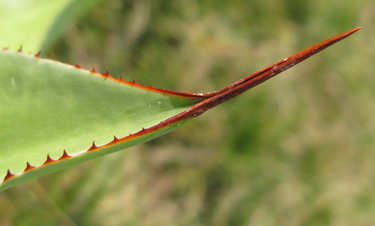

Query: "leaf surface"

xmin=0 ymin=0 xmax=103 ymax=53
xmin=0 ymin=28 xmax=361 ymax=191
xmin=40 ymin=0 xmax=105 ymax=52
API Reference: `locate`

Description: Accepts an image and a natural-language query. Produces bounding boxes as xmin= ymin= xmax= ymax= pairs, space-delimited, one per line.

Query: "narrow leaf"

xmin=0 ymin=0 xmax=104 ymax=53
xmin=0 ymin=0 xmax=72 ymax=53
xmin=0 ymin=28 xmax=361 ymax=191
xmin=40 ymin=0 xmax=105 ymax=52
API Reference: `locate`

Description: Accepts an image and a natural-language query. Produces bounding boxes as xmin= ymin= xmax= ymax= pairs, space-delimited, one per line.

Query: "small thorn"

xmin=141 ymin=127 xmax=146 ymax=131
xmin=67 ymin=61 xmax=70 ymax=65
xmin=35 ymin=51 xmax=41 ymax=58
xmin=113 ymin=135 xmax=119 ymax=141
xmin=2 ymin=47 xmax=9 ymax=51
xmin=90 ymin=68 xmax=97 ymax=73
xmin=102 ymin=71 xmax=110 ymax=77
xmin=4 ymin=169 xmax=15 ymax=181
xmin=60 ymin=150 xmax=70 ymax=160
xmin=25 ymin=162 xmax=36 ymax=171
xmin=74 ymin=64 xmax=81 ymax=69
xmin=88 ymin=142 xmax=97 ymax=151
xmin=44 ymin=154 xmax=55 ymax=164
xmin=132 ymin=79 xmax=136 ymax=84
xmin=17 ymin=45 xmax=23 ymax=53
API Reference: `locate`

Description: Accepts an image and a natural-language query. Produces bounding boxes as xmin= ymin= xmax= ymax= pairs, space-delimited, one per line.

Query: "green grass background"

xmin=1 ymin=0 xmax=374 ymax=225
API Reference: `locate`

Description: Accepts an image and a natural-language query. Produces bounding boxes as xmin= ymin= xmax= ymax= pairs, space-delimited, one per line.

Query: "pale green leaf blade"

xmin=0 ymin=28 xmax=360 ymax=192
xmin=0 ymin=0 xmax=104 ymax=54
xmin=0 ymin=50 xmax=203 ymax=191
xmin=40 ymin=0 xmax=105 ymax=52
xmin=0 ymin=0 xmax=71 ymax=53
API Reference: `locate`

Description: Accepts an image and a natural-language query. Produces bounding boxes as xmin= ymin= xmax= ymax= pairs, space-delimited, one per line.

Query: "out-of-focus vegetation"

xmin=0 ymin=0 xmax=373 ymax=225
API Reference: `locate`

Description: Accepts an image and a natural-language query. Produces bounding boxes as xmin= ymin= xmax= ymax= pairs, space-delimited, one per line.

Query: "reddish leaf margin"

xmin=2 ymin=27 xmax=361 ymax=184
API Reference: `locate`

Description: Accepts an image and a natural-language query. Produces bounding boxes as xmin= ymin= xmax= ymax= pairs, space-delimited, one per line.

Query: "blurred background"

xmin=0 ymin=0 xmax=374 ymax=225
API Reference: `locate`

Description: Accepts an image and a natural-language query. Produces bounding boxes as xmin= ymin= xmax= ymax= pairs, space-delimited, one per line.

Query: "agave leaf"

xmin=0 ymin=0 xmax=103 ymax=54
xmin=40 ymin=0 xmax=105 ymax=53
xmin=0 ymin=28 xmax=361 ymax=191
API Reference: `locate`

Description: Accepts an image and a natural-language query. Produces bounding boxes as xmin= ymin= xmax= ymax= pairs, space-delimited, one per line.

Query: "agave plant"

xmin=0 ymin=22 xmax=361 ymax=192
xmin=0 ymin=0 xmax=364 ymax=196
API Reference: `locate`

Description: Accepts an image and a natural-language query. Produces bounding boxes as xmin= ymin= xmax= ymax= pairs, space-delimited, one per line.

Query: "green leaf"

xmin=0 ymin=28 xmax=361 ymax=191
xmin=0 ymin=0 xmax=103 ymax=53
xmin=0 ymin=50 xmax=203 ymax=191
xmin=40 ymin=0 xmax=105 ymax=53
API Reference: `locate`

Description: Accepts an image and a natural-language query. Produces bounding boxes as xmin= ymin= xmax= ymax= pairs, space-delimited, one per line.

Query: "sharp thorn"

xmin=25 ymin=162 xmax=35 ymax=171
xmin=44 ymin=154 xmax=55 ymax=164
xmin=4 ymin=169 xmax=15 ymax=181
xmin=60 ymin=150 xmax=70 ymax=160
xmin=88 ymin=141 xmax=97 ymax=151
xmin=35 ymin=51 xmax=42 ymax=58
xmin=102 ymin=71 xmax=110 ymax=77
